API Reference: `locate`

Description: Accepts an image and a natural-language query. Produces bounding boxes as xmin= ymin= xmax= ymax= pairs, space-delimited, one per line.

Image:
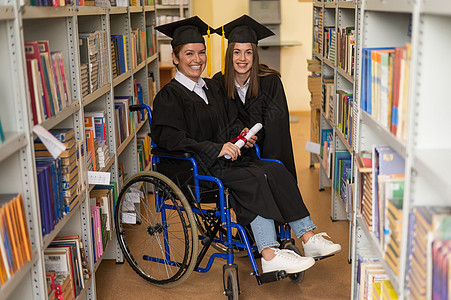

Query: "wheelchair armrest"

xmin=151 ymin=147 xmax=193 ymax=159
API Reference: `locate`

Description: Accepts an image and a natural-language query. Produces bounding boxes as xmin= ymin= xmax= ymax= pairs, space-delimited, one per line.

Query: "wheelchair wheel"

xmin=282 ymin=244 xmax=305 ymax=283
xmin=224 ymin=268 xmax=239 ymax=300
xmin=115 ymin=171 xmax=199 ymax=288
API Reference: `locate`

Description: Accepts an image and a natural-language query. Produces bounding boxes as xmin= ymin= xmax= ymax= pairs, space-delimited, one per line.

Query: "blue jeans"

xmin=249 ymin=215 xmax=317 ymax=253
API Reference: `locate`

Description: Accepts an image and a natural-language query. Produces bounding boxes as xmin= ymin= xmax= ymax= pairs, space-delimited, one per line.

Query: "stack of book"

xmin=97 ymin=142 xmax=110 ymax=169
xmin=372 ymin=280 xmax=398 ymax=300
xmin=323 ymin=79 xmax=334 ymax=124
xmin=313 ymin=8 xmax=323 ymax=54
xmin=80 ymin=64 xmax=89 ymax=98
xmin=79 ymin=31 xmax=109 ymax=95
xmin=0 ymin=194 xmax=32 ymax=285
xmin=357 ymin=151 xmax=373 ymax=231
xmin=307 ymin=59 xmax=321 ymax=108
xmin=35 ymin=129 xmax=79 ymax=235
xmin=44 ymin=235 xmax=91 ymax=299
xmin=24 ymin=40 xmax=72 ymax=125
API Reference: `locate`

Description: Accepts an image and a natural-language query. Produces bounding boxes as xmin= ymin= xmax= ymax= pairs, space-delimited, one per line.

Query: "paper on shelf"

xmin=32 ymin=124 xmax=66 ymax=159
xmin=88 ymin=171 xmax=111 ymax=185
xmin=305 ymin=141 xmax=321 ymax=155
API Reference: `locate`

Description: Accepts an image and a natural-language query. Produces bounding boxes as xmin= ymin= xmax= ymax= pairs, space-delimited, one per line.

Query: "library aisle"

xmin=96 ymin=111 xmax=352 ymax=300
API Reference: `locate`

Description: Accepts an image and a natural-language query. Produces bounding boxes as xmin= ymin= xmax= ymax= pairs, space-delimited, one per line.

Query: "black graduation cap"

xmin=215 ymin=15 xmax=274 ymax=45
xmin=155 ymin=16 xmax=210 ymax=49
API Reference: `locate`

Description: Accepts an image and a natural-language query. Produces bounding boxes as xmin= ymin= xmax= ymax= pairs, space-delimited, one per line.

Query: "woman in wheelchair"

xmin=213 ymin=15 xmax=298 ymax=182
xmin=152 ymin=16 xmax=341 ymax=276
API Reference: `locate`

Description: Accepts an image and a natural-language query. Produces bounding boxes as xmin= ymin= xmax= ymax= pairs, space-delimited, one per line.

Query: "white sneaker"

xmin=261 ymin=248 xmax=315 ymax=274
xmin=302 ymin=232 xmax=342 ymax=257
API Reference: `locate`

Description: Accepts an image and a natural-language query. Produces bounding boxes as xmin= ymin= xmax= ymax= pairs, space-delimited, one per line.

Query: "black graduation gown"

xmin=212 ymin=73 xmax=298 ymax=182
xmin=151 ymin=78 xmax=309 ymax=225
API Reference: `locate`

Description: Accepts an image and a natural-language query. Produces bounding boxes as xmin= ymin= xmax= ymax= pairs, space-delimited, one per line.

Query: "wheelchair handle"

xmin=129 ymin=104 xmax=156 ymax=147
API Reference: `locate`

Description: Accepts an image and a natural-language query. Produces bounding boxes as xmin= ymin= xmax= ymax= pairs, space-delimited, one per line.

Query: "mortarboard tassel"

xmin=207 ymin=26 xmax=211 ymax=77
xmin=221 ymin=25 xmax=225 ymax=75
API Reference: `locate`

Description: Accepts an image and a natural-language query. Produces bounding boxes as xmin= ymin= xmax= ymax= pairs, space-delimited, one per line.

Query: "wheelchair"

xmin=114 ymin=104 xmax=319 ymax=299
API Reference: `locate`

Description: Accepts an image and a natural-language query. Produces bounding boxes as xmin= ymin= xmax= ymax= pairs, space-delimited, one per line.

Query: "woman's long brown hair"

xmin=224 ymin=42 xmax=280 ymax=100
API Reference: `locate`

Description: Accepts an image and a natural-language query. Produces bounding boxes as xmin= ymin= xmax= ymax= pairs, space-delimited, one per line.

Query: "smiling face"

xmin=232 ymin=42 xmax=254 ymax=78
xmin=172 ymin=43 xmax=206 ymax=82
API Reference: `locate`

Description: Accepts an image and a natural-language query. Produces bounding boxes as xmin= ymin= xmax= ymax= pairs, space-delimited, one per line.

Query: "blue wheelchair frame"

xmin=135 ymin=104 xmax=294 ymax=285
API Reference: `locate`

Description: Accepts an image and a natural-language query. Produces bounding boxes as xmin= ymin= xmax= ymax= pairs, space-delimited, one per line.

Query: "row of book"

xmin=356 ymin=146 xmax=405 ymax=277
xmin=406 ymin=207 xmax=451 ymax=300
xmin=35 ymin=129 xmax=82 ymax=236
xmin=320 ymin=128 xmax=333 ymax=179
xmin=357 ymin=250 xmax=398 ymax=300
xmin=131 ymin=28 xmax=146 ymax=69
xmin=334 ymin=151 xmax=352 ymax=221
xmin=335 ymin=90 xmax=354 ymax=148
xmin=44 ymin=235 xmax=91 ymax=300
xmin=79 ymin=31 xmax=109 ymax=98
xmin=137 ymin=132 xmax=151 ymax=171
xmin=85 ymin=112 xmax=110 ymax=172
xmin=146 ymin=25 xmax=157 ymax=57
xmin=111 ymin=35 xmax=128 ymax=79
xmin=0 ymin=194 xmax=32 ymax=286
xmin=313 ymin=7 xmax=323 ymax=55
xmin=336 ymin=26 xmax=355 ymax=76
xmin=89 ymin=187 xmax=115 ymax=263
xmin=323 ymin=26 xmax=336 ymax=64
xmin=360 ymin=44 xmax=411 ymax=140
xmin=25 ymin=40 xmax=72 ymax=126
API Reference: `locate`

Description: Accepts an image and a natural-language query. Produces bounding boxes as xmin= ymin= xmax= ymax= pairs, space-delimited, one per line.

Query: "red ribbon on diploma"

xmin=230 ymin=132 xmax=247 ymax=144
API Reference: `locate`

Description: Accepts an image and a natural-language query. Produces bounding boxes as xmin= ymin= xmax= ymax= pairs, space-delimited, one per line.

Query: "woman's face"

xmin=232 ymin=42 xmax=253 ymax=77
xmin=172 ymin=43 xmax=206 ymax=82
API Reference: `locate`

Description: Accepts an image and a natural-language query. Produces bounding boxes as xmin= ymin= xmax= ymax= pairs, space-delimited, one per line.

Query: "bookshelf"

xmin=307 ymin=0 xmax=451 ymax=299
xmin=0 ymin=1 xmax=159 ymax=299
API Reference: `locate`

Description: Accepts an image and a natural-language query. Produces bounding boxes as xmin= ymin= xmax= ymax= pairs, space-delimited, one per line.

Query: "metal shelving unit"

xmin=0 ymin=1 xmax=159 ymax=299
xmin=344 ymin=1 xmax=451 ymax=299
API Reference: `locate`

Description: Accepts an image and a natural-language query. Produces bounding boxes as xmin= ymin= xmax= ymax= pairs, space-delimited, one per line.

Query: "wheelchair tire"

xmin=115 ymin=171 xmax=199 ymax=288
xmin=224 ymin=268 xmax=239 ymax=300
xmin=284 ymin=244 xmax=305 ymax=284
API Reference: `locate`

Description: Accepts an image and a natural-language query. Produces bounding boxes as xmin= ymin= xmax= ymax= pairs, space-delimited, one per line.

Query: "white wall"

xmin=193 ymin=0 xmax=312 ymax=112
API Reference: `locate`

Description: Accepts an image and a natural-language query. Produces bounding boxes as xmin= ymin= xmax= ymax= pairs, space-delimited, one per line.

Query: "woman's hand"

xmin=241 ymin=128 xmax=258 ymax=148
xmin=218 ymin=142 xmax=241 ymax=160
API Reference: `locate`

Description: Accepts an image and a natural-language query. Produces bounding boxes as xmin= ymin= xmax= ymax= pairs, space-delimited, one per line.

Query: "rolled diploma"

xmin=224 ymin=123 xmax=262 ymax=160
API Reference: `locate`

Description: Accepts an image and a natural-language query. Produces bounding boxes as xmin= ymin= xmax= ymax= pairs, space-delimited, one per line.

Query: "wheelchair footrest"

xmin=314 ymin=254 xmax=335 ymax=261
xmin=256 ymin=270 xmax=287 ymax=285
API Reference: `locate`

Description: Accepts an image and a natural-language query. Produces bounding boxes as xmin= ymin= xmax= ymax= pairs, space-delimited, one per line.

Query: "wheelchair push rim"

xmin=115 ymin=171 xmax=199 ymax=288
